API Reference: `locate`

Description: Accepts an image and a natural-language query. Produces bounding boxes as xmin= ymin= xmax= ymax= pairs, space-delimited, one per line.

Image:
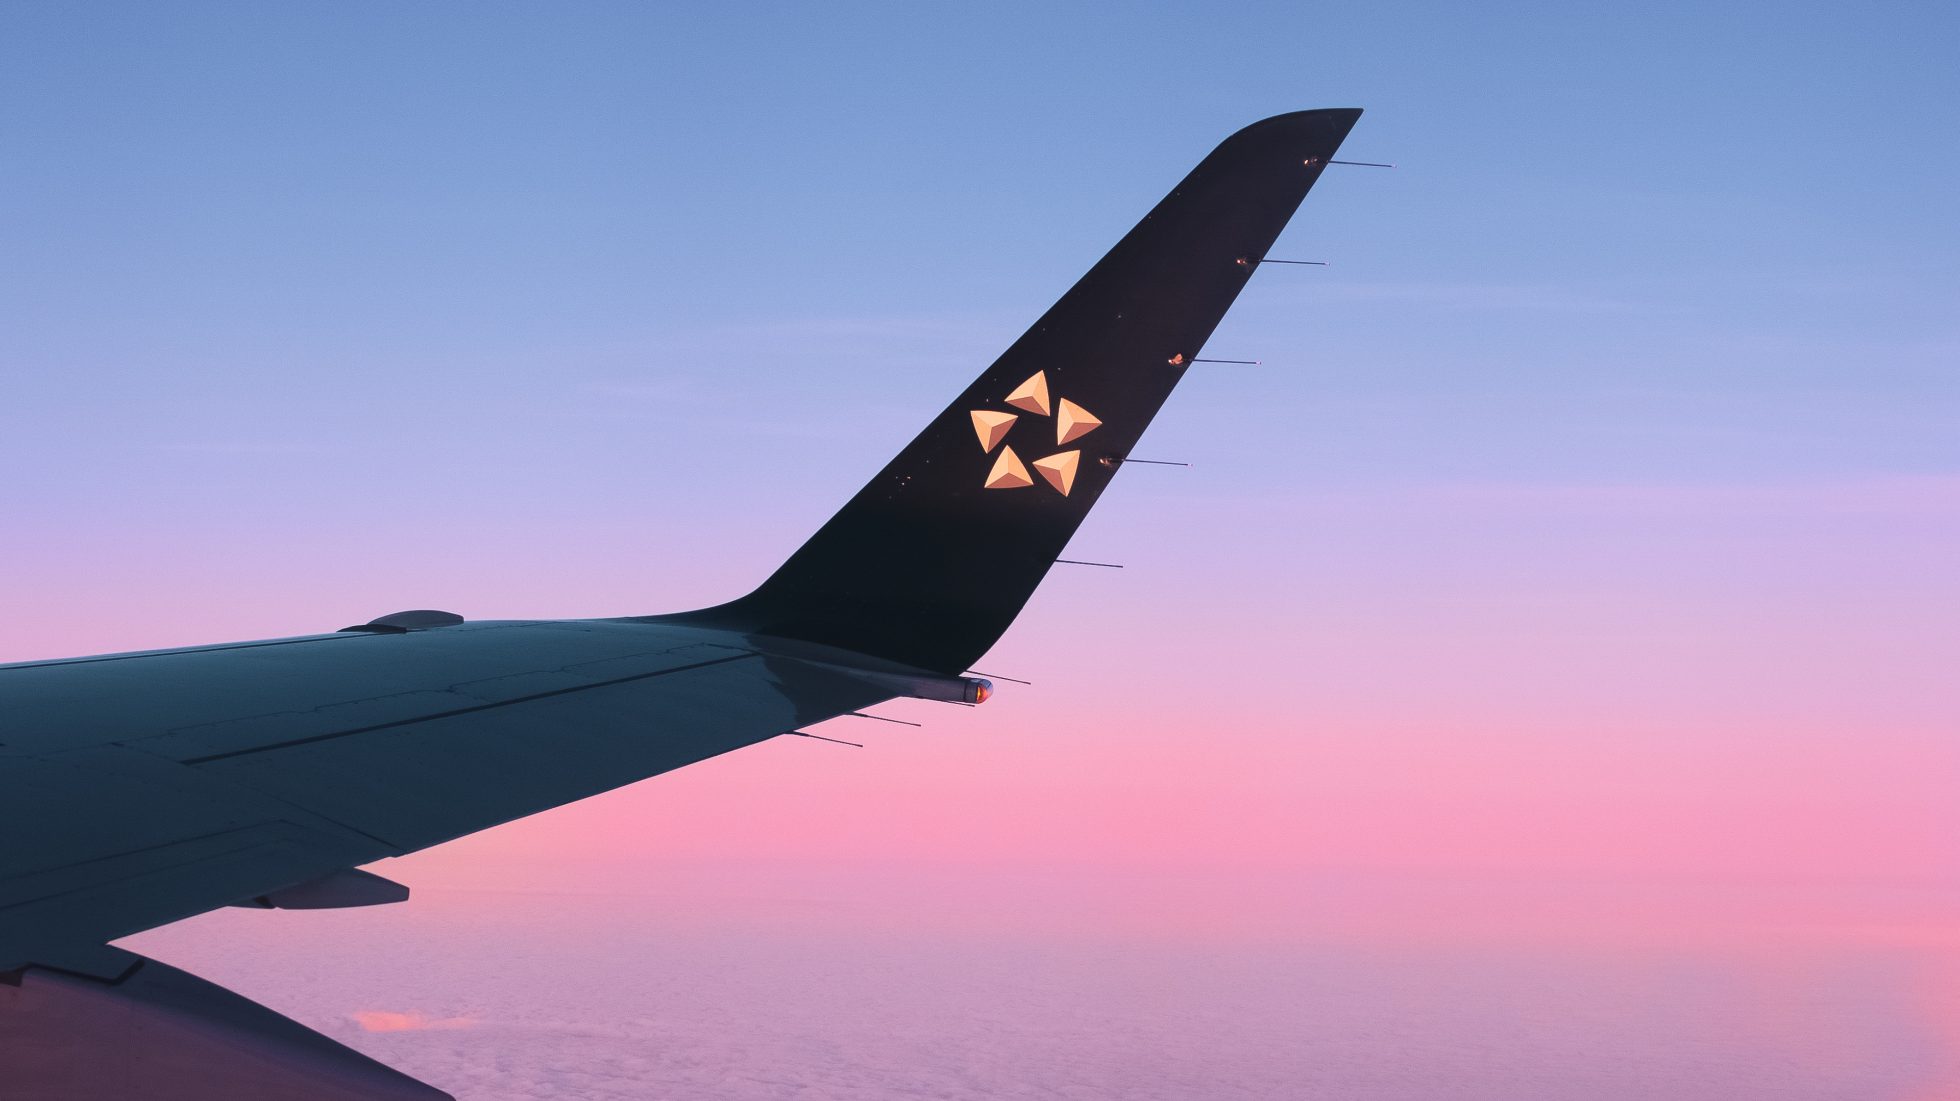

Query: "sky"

xmin=3 ymin=2 xmax=1957 ymax=1098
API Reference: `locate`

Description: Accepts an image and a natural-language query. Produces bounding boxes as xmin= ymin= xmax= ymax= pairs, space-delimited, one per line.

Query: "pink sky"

xmin=14 ymin=255 xmax=1956 ymax=1101
xmin=9 ymin=471 xmax=1952 ymax=900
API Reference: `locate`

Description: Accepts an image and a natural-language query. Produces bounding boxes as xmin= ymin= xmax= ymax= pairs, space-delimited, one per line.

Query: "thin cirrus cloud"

xmin=350 ymin=1010 xmax=480 ymax=1034
xmin=1302 ymin=279 xmax=1648 ymax=313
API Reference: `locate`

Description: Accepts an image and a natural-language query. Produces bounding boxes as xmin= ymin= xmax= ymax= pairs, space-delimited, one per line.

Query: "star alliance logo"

xmin=968 ymin=370 xmax=1099 ymax=496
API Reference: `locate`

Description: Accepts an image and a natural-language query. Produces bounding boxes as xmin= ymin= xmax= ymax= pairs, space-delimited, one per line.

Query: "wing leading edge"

xmin=0 ymin=109 xmax=1363 ymax=1098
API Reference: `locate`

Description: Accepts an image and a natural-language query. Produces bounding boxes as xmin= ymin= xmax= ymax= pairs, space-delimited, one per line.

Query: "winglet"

xmin=657 ymin=110 xmax=1362 ymax=672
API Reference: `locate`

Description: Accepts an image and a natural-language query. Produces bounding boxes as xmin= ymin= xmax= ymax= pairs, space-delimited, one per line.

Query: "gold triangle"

xmin=1004 ymin=371 xmax=1051 ymax=415
xmin=984 ymin=446 xmax=1033 ymax=490
xmin=970 ymin=409 xmax=1018 ymax=452
xmin=1055 ymin=398 xmax=1101 ymax=445
xmin=1032 ymin=450 xmax=1080 ymax=496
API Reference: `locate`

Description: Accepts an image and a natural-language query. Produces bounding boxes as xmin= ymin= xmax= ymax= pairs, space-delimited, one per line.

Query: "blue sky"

xmin=2 ymin=0 xmax=1952 ymax=650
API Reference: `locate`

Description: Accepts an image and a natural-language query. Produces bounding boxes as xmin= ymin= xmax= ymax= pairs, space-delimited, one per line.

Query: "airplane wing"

xmin=0 ymin=108 xmax=1362 ymax=1099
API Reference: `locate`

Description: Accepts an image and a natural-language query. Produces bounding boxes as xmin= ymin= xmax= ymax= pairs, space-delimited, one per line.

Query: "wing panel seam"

xmin=179 ymin=650 xmax=759 ymax=765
